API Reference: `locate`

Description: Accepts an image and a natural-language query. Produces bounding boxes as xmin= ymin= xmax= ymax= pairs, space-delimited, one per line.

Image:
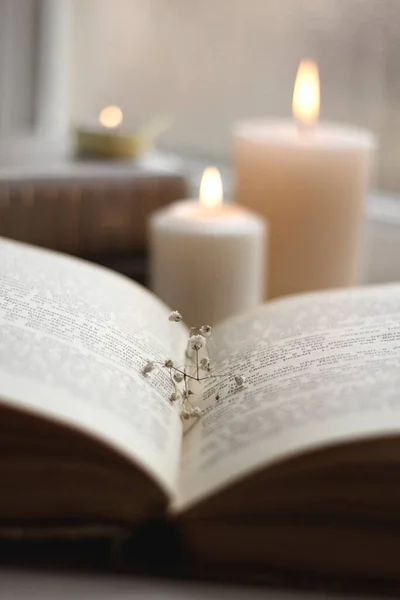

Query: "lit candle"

xmin=75 ymin=106 xmax=170 ymax=160
xmin=149 ymin=167 xmax=267 ymax=326
xmin=234 ymin=60 xmax=376 ymax=299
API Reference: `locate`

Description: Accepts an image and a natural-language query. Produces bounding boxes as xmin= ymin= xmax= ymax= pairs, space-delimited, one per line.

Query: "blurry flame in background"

xmin=99 ymin=105 xmax=123 ymax=129
xmin=199 ymin=167 xmax=223 ymax=208
xmin=292 ymin=60 xmax=320 ymax=126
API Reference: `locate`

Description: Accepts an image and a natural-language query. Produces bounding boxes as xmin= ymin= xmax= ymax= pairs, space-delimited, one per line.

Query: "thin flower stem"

xmin=196 ymin=349 xmax=199 ymax=381
xmin=169 ymin=368 xmax=179 ymax=393
xmin=182 ymin=419 xmax=199 ymax=436
xmin=160 ymin=362 xmax=231 ymax=384
xmin=170 ymin=366 xmax=200 ymax=383
xmin=187 ymin=395 xmax=196 ymax=409
xmin=183 ymin=370 xmax=189 ymax=410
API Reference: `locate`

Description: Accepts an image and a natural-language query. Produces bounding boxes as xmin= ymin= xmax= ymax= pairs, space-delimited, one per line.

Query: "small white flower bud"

xmin=142 ymin=360 xmax=155 ymax=375
xmin=169 ymin=392 xmax=179 ymax=402
xmin=235 ymin=375 xmax=246 ymax=387
xmin=182 ymin=409 xmax=191 ymax=420
xmin=200 ymin=357 xmax=210 ymax=371
xmin=173 ymin=372 xmax=184 ymax=383
xmin=184 ymin=407 xmax=202 ymax=418
xmin=190 ymin=334 xmax=206 ymax=351
xmin=164 ymin=359 xmax=174 ymax=368
xmin=200 ymin=325 xmax=212 ymax=337
xmin=168 ymin=311 xmax=183 ymax=322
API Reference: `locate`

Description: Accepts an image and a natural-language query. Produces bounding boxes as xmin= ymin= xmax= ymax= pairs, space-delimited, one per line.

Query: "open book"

xmin=1 ymin=237 xmax=400 ymax=582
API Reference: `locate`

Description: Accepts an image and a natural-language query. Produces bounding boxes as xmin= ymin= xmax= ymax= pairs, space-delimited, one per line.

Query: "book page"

xmin=0 ymin=238 xmax=187 ymax=497
xmin=179 ymin=285 xmax=400 ymax=509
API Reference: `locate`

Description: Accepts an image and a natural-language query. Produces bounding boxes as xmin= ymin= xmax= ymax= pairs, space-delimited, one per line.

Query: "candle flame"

xmin=292 ymin=60 xmax=320 ymax=127
xmin=199 ymin=167 xmax=223 ymax=208
xmin=99 ymin=105 xmax=123 ymax=129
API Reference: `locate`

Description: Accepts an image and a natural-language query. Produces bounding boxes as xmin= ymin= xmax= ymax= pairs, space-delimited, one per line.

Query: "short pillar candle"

xmin=149 ymin=168 xmax=267 ymax=326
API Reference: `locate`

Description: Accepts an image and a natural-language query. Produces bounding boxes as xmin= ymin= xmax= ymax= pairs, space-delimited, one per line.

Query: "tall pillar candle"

xmin=149 ymin=167 xmax=267 ymax=327
xmin=234 ymin=60 xmax=375 ymax=299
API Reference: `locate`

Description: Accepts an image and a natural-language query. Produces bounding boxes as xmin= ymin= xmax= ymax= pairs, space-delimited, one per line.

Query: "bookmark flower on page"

xmin=141 ymin=310 xmax=246 ymax=421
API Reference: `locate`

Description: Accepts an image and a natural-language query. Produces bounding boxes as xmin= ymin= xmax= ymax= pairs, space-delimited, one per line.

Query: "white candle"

xmin=149 ymin=167 xmax=267 ymax=326
xmin=234 ymin=60 xmax=376 ymax=299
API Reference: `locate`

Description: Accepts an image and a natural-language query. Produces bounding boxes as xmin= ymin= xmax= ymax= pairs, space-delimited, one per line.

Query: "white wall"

xmin=70 ymin=0 xmax=400 ymax=191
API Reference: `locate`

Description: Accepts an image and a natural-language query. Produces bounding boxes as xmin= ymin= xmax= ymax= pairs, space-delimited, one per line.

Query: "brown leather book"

xmin=0 ymin=165 xmax=187 ymax=255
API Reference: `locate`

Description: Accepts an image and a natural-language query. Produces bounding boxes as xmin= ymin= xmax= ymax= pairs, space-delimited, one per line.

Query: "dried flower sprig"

xmin=141 ymin=311 xmax=246 ymax=420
